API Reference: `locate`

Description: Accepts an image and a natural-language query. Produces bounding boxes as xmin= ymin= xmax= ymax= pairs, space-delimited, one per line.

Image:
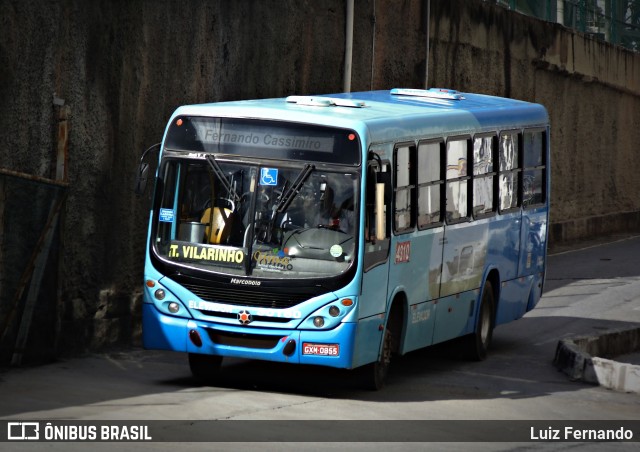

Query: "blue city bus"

xmin=137 ymin=88 xmax=550 ymax=389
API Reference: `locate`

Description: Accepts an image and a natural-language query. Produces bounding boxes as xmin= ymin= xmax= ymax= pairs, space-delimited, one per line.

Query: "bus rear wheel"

xmin=188 ymin=353 xmax=223 ymax=384
xmin=465 ymin=280 xmax=495 ymax=361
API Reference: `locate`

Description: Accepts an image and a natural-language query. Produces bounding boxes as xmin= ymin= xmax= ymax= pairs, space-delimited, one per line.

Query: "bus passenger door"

xmin=391 ymin=141 xmax=442 ymax=354
xmin=353 ymin=157 xmax=390 ymax=368
xmin=434 ymin=138 xmax=487 ymax=344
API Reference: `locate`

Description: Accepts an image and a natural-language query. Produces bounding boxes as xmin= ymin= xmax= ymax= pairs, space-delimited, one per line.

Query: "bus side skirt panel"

xmin=494 ymin=275 xmax=534 ymax=326
xmin=526 ymin=272 xmax=545 ymax=312
xmin=432 ymin=290 xmax=478 ymax=344
xmin=400 ymin=299 xmax=436 ymax=354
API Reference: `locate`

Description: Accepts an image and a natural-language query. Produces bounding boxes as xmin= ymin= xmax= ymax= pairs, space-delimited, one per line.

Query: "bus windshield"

xmin=153 ymin=156 xmax=358 ymax=279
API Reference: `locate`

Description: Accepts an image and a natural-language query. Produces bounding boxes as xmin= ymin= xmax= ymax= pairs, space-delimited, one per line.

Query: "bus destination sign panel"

xmin=195 ymin=122 xmax=335 ymax=154
xmin=165 ymin=116 xmax=360 ymax=165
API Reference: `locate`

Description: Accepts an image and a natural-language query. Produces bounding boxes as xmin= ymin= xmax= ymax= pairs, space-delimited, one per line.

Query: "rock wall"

xmin=426 ymin=1 xmax=640 ymax=241
xmin=0 ymin=0 xmax=638 ymax=357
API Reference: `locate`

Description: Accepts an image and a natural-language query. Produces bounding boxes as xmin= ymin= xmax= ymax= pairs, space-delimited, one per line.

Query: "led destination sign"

xmin=197 ymin=127 xmax=334 ymax=153
xmin=164 ymin=116 xmax=360 ymax=165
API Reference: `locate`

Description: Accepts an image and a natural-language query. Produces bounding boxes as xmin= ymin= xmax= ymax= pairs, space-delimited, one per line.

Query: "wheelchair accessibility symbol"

xmin=260 ymin=168 xmax=278 ymax=186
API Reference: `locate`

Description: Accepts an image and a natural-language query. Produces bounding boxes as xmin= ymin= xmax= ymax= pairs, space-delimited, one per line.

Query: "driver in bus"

xmin=315 ymin=183 xmax=337 ymax=228
xmin=314 ymin=184 xmax=353 ymax=233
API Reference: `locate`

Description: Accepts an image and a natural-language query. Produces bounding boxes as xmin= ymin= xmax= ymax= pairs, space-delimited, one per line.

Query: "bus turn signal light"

xmin=341 ymin=298 xmax=353 ymax=306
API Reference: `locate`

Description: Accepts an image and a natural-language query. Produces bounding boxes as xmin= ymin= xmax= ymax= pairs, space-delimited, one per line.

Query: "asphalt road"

xmin=1 ymin=235 xmax=639 ymax=451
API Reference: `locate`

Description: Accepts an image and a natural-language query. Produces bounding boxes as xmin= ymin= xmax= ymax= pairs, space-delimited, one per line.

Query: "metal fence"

xmin=492 ymin=0 xmax=640 ymax=51
xmin=0 ymin=169 xmax=67 ymax=366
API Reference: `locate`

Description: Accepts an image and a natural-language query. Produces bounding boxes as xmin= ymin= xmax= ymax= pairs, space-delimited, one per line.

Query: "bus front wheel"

xmin=188 ymin=353 xmax=223 ymax=384
xmin=358 ymin=326 xmax=392 ymax=391
xmin=465 ymin=280 xmax=495 ymax=361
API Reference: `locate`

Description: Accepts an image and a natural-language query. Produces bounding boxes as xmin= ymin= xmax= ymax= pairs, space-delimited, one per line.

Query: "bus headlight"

xmin=300 ymin=297 xmax=357 ymax=330
xmin=144 ymin=278 xmax=191 ymax=319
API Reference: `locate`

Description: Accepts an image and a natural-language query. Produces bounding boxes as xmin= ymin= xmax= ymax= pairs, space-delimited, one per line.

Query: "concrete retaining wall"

xmin=1 ymin=0 xmax=639 ymax=356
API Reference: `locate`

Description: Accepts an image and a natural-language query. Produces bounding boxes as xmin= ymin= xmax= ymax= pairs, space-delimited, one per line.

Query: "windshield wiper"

xmin=261 ymin=163 xmax=314 ymax=244
xmin=274 ymin=163 xmax=315 ymax=213
xmin=205 ymin=154 xmax=240 ymax=203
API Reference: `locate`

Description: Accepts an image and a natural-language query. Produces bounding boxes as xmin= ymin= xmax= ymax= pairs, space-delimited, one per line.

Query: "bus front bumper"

xmin=142 ymin=303 xmax=357 ymax=369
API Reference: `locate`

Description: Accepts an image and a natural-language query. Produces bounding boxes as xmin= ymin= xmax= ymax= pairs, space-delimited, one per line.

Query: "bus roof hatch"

xmin=390 ymin=88 xmax=465 ymax=101
xmin=286 ymin=96 xmax=366 ymax=108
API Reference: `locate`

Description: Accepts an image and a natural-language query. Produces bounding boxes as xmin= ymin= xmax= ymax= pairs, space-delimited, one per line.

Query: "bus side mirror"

xmin=134 ymin=143 xmax=161 ymax=196
xmin=134 ymin=162 xmax=150 ymax=196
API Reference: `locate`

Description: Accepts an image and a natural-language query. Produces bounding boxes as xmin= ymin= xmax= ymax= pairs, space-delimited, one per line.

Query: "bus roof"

xmin=171 ymin=89 xmax=549 ymax=145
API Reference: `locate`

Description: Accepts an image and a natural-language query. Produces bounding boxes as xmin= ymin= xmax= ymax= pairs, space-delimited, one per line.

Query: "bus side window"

xmin=417 ymin=140 xmax=444 ymax=228
xmin=522 ymin=129 xmax=546 ymax=208
xmin=364 ymin=155 xmax=390 ymax=271
xmin=445 ymin=138 xmax=471 ymax=222
xmin=498 ymin=131 xmax=522 ymax=211
xmin=393 ymin=144 xmax=416 ymax=233
xmin=472 ymin=134 xmax=497 ymax=217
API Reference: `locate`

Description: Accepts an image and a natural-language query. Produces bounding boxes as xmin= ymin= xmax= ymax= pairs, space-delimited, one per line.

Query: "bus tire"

xmin=188 ymin=353 xmax=223 ymax=384
xmin=465 ymin=280 xmax=495 ymax=361
xmin=358 ymin=326 xmax=393 ymax=391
